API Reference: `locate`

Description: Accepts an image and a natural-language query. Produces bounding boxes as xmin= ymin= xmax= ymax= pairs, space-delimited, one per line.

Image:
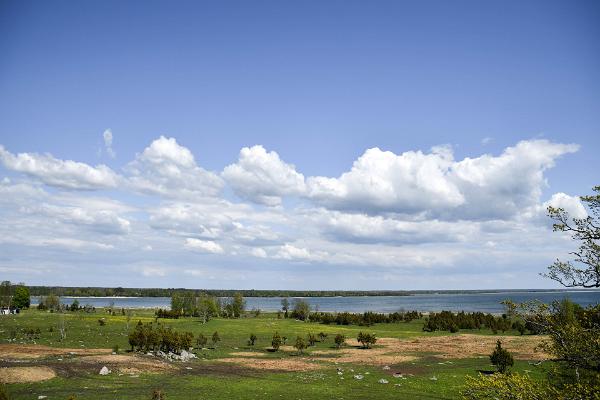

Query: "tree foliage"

xmin=489 ymin=340 xmax=514 ymax=373
xmin=545 ymin=186 xmax=600 ymax=288
xmin=271 ymin=331 xmax=282 ymax=351
xmin=12 ymin=285 xmax=30 ymax=309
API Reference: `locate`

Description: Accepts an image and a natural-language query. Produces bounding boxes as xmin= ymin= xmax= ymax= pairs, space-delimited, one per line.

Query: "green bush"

xmin=490 ymin=340 xmax=514 ymax=373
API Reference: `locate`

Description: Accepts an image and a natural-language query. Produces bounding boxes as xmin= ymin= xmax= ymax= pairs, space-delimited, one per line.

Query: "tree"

xmin=248 ymin=333 xmax=257 ymax=346
xmin=231 ymin=293 xmax=246 ymax=318
xmin=307 ymin=333 xmax=317 ymax=346
xmin=292 ymin=299 xmax=311 ymax=321
xmin=12 ymin=285 xmax=30 ymax=309
xmin=281 ymin=297 xmax=290 ymax=318
xmin=357 ymin=332 xmax=377 ymax=349
xmin=490 ymin=340 xmax=514 ymax=373
xmin=271 ymin=331 xmax=282 ymax=351
xmin=211 ymin=331 xmax=220 ymax=348
xmin=464 ymin=186 xmax=600 ymax=398
xmin=334 ymin=334 xmax=345 ymax=349
xmin=545 ymin=186 xmax=600 ymax=288
xmin=318 ymin=332 xmax=328 ymax=342
xmin=0 ymin=281 xmax=12 ymax=309
xmin=70 ymin=299 xmax=80 ymax=312
xmin=294 ymin=336 xmax=307 ymax=354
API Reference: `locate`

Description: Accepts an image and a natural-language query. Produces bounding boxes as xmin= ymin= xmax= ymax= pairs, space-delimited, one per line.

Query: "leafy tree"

xmin=295 ymin=336 xmax=307 ymax=354
xmin=0 ymin=281 xmax=12 ymax=309
xmin=545 ymin=186 xmax=600 ymax=288
xmin=334 ymin=334 xmax=345 ymax=349
xmin=211 ymin=331 xmax=220 ymax=347
xmin=12 ymin=285 xmax=30 ymax=309
xmin=464 ymin=186 xmax=600 ymax=398
xmin=70 ymin=299 xmax=80 ymax=312
xmin=357 ymin=332 xmax=377 ymax=348
xmin=307 ymin=333 xmax=317 ymax=346
xmin=271 ymin=331 xmax=282 ymax=351
xmin=318 ymin=332 xmax=328 ymax=342
xmin=490 ymin=340 xmax=514 ymax=373
xmin=248 ymin=333 xmax=257 ymax=346
xmin=281 ymin=297 xmax=290 ymax=318
xmin=292 ymin=299 xmax=311 ymax=321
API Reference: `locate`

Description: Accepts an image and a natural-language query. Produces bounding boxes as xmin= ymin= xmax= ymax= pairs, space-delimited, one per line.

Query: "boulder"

xmin=99 ymin=366 xmax=111 ymax=375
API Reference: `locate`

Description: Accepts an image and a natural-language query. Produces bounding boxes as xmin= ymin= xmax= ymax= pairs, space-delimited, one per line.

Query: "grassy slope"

xmin=1 ymin=310 xmax=545 ymax=400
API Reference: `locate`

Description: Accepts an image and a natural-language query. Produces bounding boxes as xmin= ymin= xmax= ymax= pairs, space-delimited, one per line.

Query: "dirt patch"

xmin=310 ymin=334 xmax=547 ymax=365
xmin=229 ymin=351 xmax=268 ymax=358
xmin=367 ymin=334 xmax=549 ymax=360
xmin=311 ymin=348 xmax=417 ymax=365
xmin=0 ymin=366 xmax=56 ymax=383
xmin=217 ymin=357 xmax=323 ymax=372
xmin=78 ymin=354 xmax=175 ymax=374
xmin=0 ymin=344 xmax=111 ymax=360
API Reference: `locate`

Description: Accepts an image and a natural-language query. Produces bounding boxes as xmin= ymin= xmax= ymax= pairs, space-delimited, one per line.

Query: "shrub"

xmin=357 ymin=332 xmax=377 ymax=348
xmin=211 ymin=331 xmax=220 ymax=347
xmin=0 ymin=384 xmax=10 ymax=400
xmin=318 ymin=332 xmax=328 ymax=341
xmin=307 ymin=333 xmax=317 ymax=346
xmin=272 ymin=332 xmax=282 ymax=351
xmin=196 ymin=333 xmax=207 ymax=348
xmin=295 ymin=336 xmax=307 ymax=354
xmin=334 ymin=334 xmax=345 ymax=349
xmin=98 ymin=318 xmax=106 ymax=326
xmin=248 ymin=333 xmax=257 ymax=346
xmin=151 ymin=389 xmax=165 ymax=400
xmin=490 ymin=340 xmax=514 ymax=373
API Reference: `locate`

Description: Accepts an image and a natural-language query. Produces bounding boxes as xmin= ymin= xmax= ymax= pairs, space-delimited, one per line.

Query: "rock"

xmin=38 ymin=396 xmax=47 ymax=399
xmin=429 ymin=376 xmax=438 ymax=381
xmin=337 ymin=371 xmax=343 ymax=375
xmin=353 ymin=374 xmax=364 ymax=380
xmin=378 ymin=379 xmax=389 ymax=384
xmin=99 ymin=366 xmax=111 ymax=375
xmin=393 ymin=373 xmax=403 ymax=378
xmin=382 ymin=365 xmax=390 ymax=370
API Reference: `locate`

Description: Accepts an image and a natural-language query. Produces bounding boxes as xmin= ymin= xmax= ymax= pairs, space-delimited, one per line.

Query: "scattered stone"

xmin=337 ymin=371 xmax=343 ymax=375
xmin=37 ymin=396 xmax=47 ymax=399
xmin=353 ymin=374 xmax=364 ymax=380
xmin=378 ymin=379 xmax=389 ymax=384
xmin=429 ymin=376 xmax=438 ymax=381
xmin=185 ymin=367 xmax=193 ymax=370
xmin=382 ymin=365 xmax=390 ymax=370
xmin=99 ymin=366 xmax=111 ymax=375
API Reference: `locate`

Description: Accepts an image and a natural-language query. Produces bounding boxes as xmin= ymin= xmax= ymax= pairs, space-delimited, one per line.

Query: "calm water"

xmin=33 ymin=290 xmax=600 ymax=313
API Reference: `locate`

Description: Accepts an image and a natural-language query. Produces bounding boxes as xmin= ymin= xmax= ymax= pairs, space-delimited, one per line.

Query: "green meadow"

xmin=0 ymin=309 xmax=548 ymax=400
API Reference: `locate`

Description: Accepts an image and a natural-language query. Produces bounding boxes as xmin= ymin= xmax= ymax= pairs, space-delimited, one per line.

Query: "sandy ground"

xmin=217 ymin=357 xmax=324 ymax=371
xmin=0 ymin=344 xmax=111 ymax=359
xmin=0 ymin=366 xmax=56 ymax=383
xmin=311 ymin=334 xmax=548 ymax=364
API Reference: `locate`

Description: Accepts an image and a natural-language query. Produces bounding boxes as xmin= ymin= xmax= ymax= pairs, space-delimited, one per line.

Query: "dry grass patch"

xmin=0 ymin=344 xmax=111 ymax=360
xmin=0 ymin=366 xmax=56 ymax=383
xmin=78 ymin=354 xmax=175 ymax=373
xmin=310 ymin=334 xmax=548 ymax=365
xmin=217 ymin=357 xmax=323 ymax=372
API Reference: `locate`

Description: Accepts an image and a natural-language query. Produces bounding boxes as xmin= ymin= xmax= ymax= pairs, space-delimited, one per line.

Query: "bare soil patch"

xmin=0 ymin=344 xmax=111 ymax=360
xmin=372 ymin=334 xmax=548 ymax=360
xmin=0 ymin=366 xmax=56 ymax=383
xmin=217 ymin=357 xmax=323 ymax=372
xmin=78 ymin=354 xmax=175 ymax=374
xmin=311 ymin=334 xmax=547 ymax=365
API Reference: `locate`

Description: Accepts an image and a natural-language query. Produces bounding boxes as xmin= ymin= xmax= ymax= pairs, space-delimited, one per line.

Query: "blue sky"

xmin=0 ymin=0 xmax=598 ymax=289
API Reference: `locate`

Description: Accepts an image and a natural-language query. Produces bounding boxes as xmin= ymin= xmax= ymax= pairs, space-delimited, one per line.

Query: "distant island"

xmin=27 ymin=286 xmax=595 ymax=298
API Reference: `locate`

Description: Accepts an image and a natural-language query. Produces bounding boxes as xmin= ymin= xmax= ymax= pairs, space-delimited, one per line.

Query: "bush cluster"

xmin=310 ymin=311 xmax=422 ymax=326
xmin=128 ymin=321 xmax=193 ymax=354
xmin=423 ymin=311 xmax=515 ymax=333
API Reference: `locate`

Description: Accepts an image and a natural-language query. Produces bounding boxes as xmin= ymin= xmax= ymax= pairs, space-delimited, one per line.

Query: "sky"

xmin=0 ymin=0 xmax=599 ymax=290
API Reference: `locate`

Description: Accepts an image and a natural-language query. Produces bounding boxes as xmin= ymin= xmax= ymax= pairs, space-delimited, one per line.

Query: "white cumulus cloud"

xmin=223 ymin=145 xmax=306 ymax=206
xmin=0 ymin=145 xmax=119 ymax=190
xmin=126 ymin=136 xmax=223 ymax=199
xmin=103 ymin=129 xmax=116 ymax=158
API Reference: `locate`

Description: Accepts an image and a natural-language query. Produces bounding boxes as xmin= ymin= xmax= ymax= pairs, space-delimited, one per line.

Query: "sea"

xmin=32 ymin=289 xmax=600 ymax=313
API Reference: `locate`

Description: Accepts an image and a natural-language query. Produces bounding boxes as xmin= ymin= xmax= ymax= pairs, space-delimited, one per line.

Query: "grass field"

xmin=0 ymin=309 xmax=549 ymax=399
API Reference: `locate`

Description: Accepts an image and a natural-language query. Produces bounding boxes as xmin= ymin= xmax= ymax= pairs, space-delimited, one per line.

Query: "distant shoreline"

xmin=28 ymin=286 xmax=600 ymax=298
